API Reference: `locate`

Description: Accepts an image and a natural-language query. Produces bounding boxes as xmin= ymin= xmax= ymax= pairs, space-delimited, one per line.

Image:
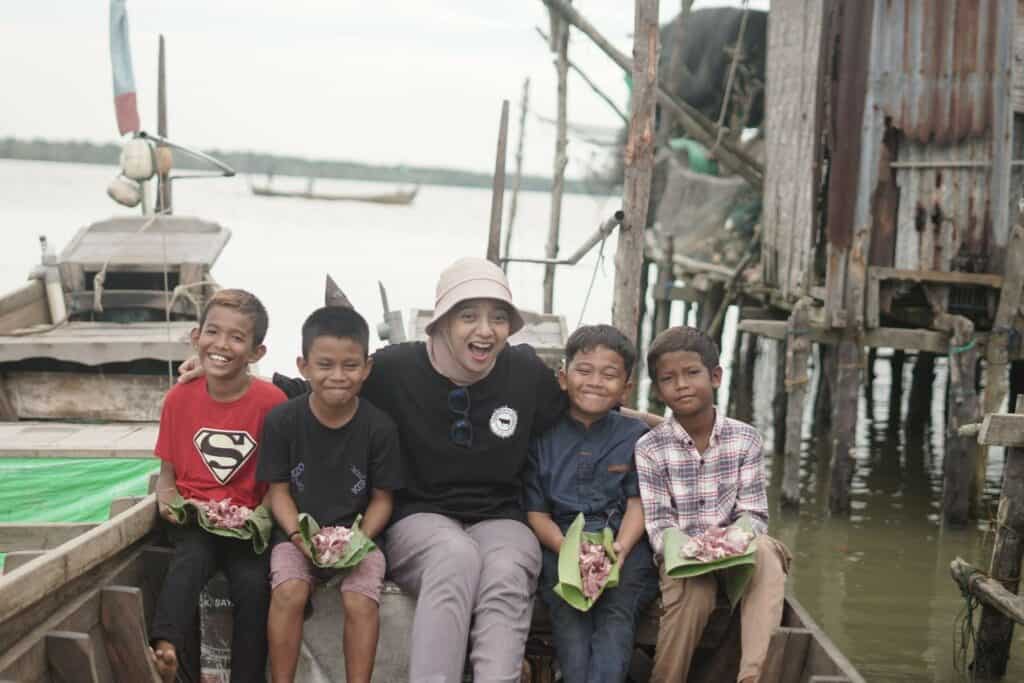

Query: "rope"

xmin=951 ymin=339 xmax=977 ymax=355
xmin=953 ymin=568 xmax=981 ymax=681
xmin=576 ymin=231 xmax=609 ymax=329
xmin=92 ymin=208 xmax=170 ymax=313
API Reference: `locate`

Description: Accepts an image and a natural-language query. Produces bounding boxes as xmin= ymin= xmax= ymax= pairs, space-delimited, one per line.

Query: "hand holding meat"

xmin=680 ymin=525 xmax=754 ymax=562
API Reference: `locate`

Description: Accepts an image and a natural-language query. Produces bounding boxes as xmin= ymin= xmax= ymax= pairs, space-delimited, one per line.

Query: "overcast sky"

xmin=1 ymin=1 xmax=767 ymax=178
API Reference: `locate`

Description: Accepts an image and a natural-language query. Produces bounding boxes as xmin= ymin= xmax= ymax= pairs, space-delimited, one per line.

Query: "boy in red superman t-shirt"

xmin=150 ymin=289 xmax=286 ymax=683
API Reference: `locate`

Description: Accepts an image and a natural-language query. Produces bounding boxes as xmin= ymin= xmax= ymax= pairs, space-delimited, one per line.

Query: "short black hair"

xmin=301 ymin=306 xmax=370 ymax=358
xmin=646 ymin=326 xmax=719 ymax=382
xmin=565 ymin=324 xmax=636 ymax=376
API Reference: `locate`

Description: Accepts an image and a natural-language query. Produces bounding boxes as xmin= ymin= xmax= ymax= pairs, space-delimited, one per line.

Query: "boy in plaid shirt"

xmin=635 ymin=326 xmax=791 ymax=683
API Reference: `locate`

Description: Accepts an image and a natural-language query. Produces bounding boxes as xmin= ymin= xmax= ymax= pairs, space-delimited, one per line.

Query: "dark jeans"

xmin=150 ymin=523 xmax=270 ymax=683
xmin=539 ymin=539 xmax=659 ymax=683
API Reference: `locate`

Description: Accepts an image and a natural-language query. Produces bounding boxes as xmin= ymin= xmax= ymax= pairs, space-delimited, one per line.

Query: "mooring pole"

xmin=544 ymin=5 xmax=570 ymax=312
xmin=486 ymin=100 xmax=510 ymax=265
xmin=938 ymin=313 xmax=980 ymax=526
xmin=976 ymin=395 xmax=1024 ymax=677
xmin=503 ymin=78 xmax=530 ymax=271
xmin=613 ymin=0 xmax=659 ymax=357
xmin=782 ymin=298 xmax=813 ymax=507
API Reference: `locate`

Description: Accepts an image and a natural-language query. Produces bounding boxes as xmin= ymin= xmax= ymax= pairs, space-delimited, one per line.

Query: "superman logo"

xmin=193 ymin=428 xmax=257 ymax=485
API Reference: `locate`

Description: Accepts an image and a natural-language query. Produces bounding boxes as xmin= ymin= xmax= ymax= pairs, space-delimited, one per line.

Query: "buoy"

xmin=107 ymin=175 xmax=142 ymax=207
xmin=120 ymin=137 xmax=156 ymax=181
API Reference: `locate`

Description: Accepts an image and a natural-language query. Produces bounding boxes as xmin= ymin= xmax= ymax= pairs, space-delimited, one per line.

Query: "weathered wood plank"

xmin=951 ymin=556 xmax=1024 ymax=625
xmin=978 ymin=413 xmax=1024 ymax=447
xmin=0 ymin=497 xmax=157 ymax=624
xmin=109 ymin=497 xmax=145 ymax=518
xmin=59 ymin=216 xmax=230 ymax=271
xmin=100 ymin=586 xmax=162 ymax=683
xmin=45 ymin=631 xmax=101 ymax=683
xmin=738 ymin=319 xmax=965 ymax=356
xmin=4 ymin=372 xmax=168 ymax=422
xmin=782 ymin=300 xmax=812 ymax=506
xmin=0 ymin=523 xmax=98 ymax=553
xmin=937 ymin=314 xmax=980 ymax=526
xmin=0 ymin=280 xmax=49 ymax=334
xmin=0 ymin=321 xmax=193 ymax=365
xmin=0 ymin=421 xmax=158 ymax=458
xmin=2 ymin=551 xmax=45 ymax=574
xmin=762 ymin=0 xmax=826 ymax=299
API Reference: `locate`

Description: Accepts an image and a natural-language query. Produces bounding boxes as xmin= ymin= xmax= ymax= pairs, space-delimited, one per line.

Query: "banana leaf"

xmin=663 ymin=515 xmax=758 ymax=609
xmin=297 ymin=513 xmax=376 ymax=570
xmin=553 ymin=512 xmax=620 ymax=612
xmin=167 ymin=495 xmax=272 ymax=554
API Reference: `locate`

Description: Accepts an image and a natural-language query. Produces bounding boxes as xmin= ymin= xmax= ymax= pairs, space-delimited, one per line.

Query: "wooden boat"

xmin=250 ymin=182 xmax=419 ymax=206
xmin=0 ymin=264 xmax=865 ymax=683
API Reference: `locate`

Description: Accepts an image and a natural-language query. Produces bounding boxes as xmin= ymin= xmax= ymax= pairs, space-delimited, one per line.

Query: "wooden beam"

xmin=503 ymin=77 xmax=530 ymax=271
xmin=0 ymin=523 xmax=98 ymax=553
xmin=101 ymin=586 xmax=162 ymax=683
xmin=612 ymin=0 xmax=659 ymax=353
xmin=738 ymin=319 xmax=957 ymax=355
xmin=871 ymin=266 xmax=1004 ymax=288
xmin=544 ymin=8 xmax=569 ymax=313
xmin=486 ymin=100 xmax=510 ymax=265
xmin=1 ymin=551 xmax=45 ymax=574
xmin=538 ymin=0 xmax=763 ymax=188
xmin=782 ymin=299 xmax=813 ymax=507
xmin=46 ymin=631 xmax=101 ymax=683
xmin=951 ymin=556 xmax=1024 ymax=625
xmin=0 ymin=496 xmax=157 ymax=624
xmin=978 ymin=413 xmax=1024 ymax=447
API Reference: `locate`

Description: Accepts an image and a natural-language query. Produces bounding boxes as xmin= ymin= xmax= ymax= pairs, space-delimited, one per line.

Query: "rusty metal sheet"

xmin=872 ymin=0 xmax=1007 ymax=145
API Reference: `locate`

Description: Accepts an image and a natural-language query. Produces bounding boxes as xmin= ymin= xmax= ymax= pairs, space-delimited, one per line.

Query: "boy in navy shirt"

xmin=524 ymin=324 xmax=659 ymax=683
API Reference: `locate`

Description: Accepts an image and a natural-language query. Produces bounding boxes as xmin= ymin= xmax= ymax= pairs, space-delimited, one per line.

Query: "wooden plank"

xmin=762 ymin=0 xmax=826 ymax=299
xmin=4 ymin=372 xmax=168 ymax=422
xmin=68 ymin=290 xmax=196 ymax=317
xmin=0 ymin=281 xmax=50 ymax=334
xmin=0 ymin=523 xmax=98 ymax=553
xmin=951 ymin=556 xmax=1024 ymax=624
xmin=0 ymin=321 xmax=193 ymax=365
xmin=0 ymin=376 xmax=15 ymax=422
xmin=100 ymin=586 xmax=161 ymax=683
xmin=784 ymin=598 xmax=864 ymax=683
xmin=109 ymin=497 xmax=145 ymax=518
xmin=2 ymin=551 xmax=45 ymax=574
xmin=0 ymin=422 xmax=158 ymax=458
xmin=760 ymin=627 xmax=812 ymax=683
xmin=0 ymin=496 xmax=157 ymax=624
xmin=870 ymin=266 xmax=1004 ymax=288
xmin=45 ymin=631 xmax=101 ymax=683
xmin=543 ymin=12 xmax=567 ymax=313
xmin=59 ymin=216 xmax=230 ymax=270
xmin=979 ymin=413 xmax=1024 ymax=447
xmin=738 ymin=319 xmax=957 ymax=355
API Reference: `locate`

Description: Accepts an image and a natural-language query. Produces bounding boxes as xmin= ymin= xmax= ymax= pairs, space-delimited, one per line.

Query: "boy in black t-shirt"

xmin=257 ymin=306 xmax=402 ymax=683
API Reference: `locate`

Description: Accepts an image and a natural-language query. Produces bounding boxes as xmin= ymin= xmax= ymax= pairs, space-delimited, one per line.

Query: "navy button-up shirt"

xmin=523 ymin=411 xmax=649 ymax=533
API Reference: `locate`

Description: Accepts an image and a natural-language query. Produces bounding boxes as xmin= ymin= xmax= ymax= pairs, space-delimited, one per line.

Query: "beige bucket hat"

xmin=425 ymin=257 xmax=525 ymax=336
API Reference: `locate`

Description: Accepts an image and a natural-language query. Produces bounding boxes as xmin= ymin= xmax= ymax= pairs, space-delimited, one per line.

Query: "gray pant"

xmin=384 ymin=513 xmax=542 ymax=683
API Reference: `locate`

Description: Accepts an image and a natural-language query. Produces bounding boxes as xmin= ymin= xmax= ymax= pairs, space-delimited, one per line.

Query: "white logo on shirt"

xmin=193 ymin=428 xmax=257 ymax=484
xmin=489 ymin=406 xmax=518 ymax=439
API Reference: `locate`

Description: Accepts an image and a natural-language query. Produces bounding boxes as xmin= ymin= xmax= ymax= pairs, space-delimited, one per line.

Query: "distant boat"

xmin=250 ymin=179 xmax=419 ymax=206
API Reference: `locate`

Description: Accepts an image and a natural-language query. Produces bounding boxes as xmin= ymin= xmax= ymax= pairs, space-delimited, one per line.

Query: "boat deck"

xmin=0 ymin=322 xmax=193 ymax=365
xmin=0 ymin=421 xmax=157 ymax=458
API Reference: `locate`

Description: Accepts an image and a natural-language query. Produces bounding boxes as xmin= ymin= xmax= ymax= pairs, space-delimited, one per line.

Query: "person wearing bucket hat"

xmin=255 ymin=256 xmax=567 ymax=682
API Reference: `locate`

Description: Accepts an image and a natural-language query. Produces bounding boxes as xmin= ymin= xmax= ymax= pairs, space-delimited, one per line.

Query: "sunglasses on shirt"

xmin=448 ymin=386 xmax=473 ymax=448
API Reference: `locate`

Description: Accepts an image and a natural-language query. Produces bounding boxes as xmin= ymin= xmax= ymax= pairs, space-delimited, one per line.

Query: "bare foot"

xmin=150 ymin=640 xmax=177 ymax=683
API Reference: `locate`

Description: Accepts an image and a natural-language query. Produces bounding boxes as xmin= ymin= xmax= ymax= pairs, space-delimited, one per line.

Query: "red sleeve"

xmin=154 ymin=386 xmax=179 ymax=463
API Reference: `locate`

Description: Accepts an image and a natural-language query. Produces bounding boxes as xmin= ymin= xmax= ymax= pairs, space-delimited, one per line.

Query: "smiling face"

xmin=190 ymin=305 xmax=265 ymax=382
xmin=653 ymin=350 xmax=722 ymax=421
xmin=559 ymin=345 xmax=632 ymax=427
xmin=297 ymin=335 xmax=372 ymax=415
xmin=443 ymin=299 xmax=511 ymax=373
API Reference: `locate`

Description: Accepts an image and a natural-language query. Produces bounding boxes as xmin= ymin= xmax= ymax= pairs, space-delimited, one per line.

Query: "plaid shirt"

xmin=635 ymin=410 xmax=768 ymax=557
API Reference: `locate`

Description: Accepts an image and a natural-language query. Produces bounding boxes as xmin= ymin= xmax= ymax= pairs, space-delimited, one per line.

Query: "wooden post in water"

xmin=906 ymin=351 xmax=935 ymax=437
xmin=782 ymin=298 xmax=812 ymax=507
xmin=812 ymin=344 xmax=833 ymax=434
xmin=647 ymin=235 xmax=675 ymax=414
xmin=975 ymin=395 xmax=1024 ymax=678
xmin=502 ymin=78 xmax=530 ymax=270
xmin=938 ymin=313 xmax=980 ymax=526
xmin=864 ymin=347 xmax=877 ymax=414
xmin=543 ymin=7 xmax=570 ymax=311
xmin=830 ymin=338 xmax=861 ymax=513
xmin=978 ymin=223 xmax=1024 ymax=515
xmin=731 ymin=332 xmax=757 ymax=424
xmin=887 ymin=349 xmax=905 ymax=430
xmin=613 ymin=0 xmax=659 ymax=352
xmin=486 ymin=100 xmax=510 ymax=265
xmin=772 ymin=339 xmax=787 ymax=458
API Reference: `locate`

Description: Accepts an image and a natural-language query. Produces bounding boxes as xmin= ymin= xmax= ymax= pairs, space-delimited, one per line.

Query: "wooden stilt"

xmin=975 ymin=396 xmax=1024 ymax=677
xmin=648 ymin=238 xmax=675 ymax=415
xmin=812 ymin=343 xmax=832 ymax=433
xmin=727 ymin=330 xmax=744 ymax=418
xmin=699 ymin=282 xmax=726 ymax=349
xmin=906 ymin=351 xmax=935 ymax=438
xmin=543 ymin=6 xmax=570 ymax=312
xmin=887 ymin=349 xmax=906 ymax=430
xmin=829 ymin=338 xmax=861 ymax=514
xmin=864 ymin=347 xmax=877 ymax=418
xmin=782 ymin=299 xmax=812 ymax=507
xmin=502 ymin=77 xmax=530 ymax=270
xmin=732 ymin=332 xmax=757 ymax=424
xmin=772 ymin=339 xmax=788 ymax=458
xmin=612 ymin=0 xmax=659 ymax=352
xmin=937 ymin=313 xmax=979 ymax=526
xmin=1010 ymin=360 xmax=1024 ymax=417
xmin=486 ymin=101 xmax=510 ymax=265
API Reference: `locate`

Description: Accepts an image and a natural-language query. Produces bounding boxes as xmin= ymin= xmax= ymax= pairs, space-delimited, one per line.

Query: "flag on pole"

xmin=110 ymin=0 xmax=140 ymax=135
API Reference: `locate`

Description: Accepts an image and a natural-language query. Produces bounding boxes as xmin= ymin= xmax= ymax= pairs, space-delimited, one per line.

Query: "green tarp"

xmin=0 ymin=457 xmax=159 ymax=570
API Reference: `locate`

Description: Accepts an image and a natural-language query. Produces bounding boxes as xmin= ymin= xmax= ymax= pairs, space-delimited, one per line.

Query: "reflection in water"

xmin=746 ymin=343 xmax=1023 ymax=681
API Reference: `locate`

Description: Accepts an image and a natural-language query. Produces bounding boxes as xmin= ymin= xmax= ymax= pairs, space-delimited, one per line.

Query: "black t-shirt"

xmin=256 ymin=394 xmax=402 ymax=543
xmin=274 ymin=341 xmax=567 ymax=524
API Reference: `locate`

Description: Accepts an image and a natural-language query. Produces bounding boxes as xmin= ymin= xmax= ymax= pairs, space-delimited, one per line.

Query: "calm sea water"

xmin=2 ymin=158 xmax=1021 ymax=681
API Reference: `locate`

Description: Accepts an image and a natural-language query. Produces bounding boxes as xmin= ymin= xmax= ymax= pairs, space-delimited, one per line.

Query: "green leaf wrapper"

xmin=662 ymin=514 xmax=758 ymax=609
xmin=297 ymin=513 xmax=377 ymax=570
xmin=553 ymin=512 xmax=620 ymax=612
xmin=166 ymin=495 xmax=273 ymax=554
